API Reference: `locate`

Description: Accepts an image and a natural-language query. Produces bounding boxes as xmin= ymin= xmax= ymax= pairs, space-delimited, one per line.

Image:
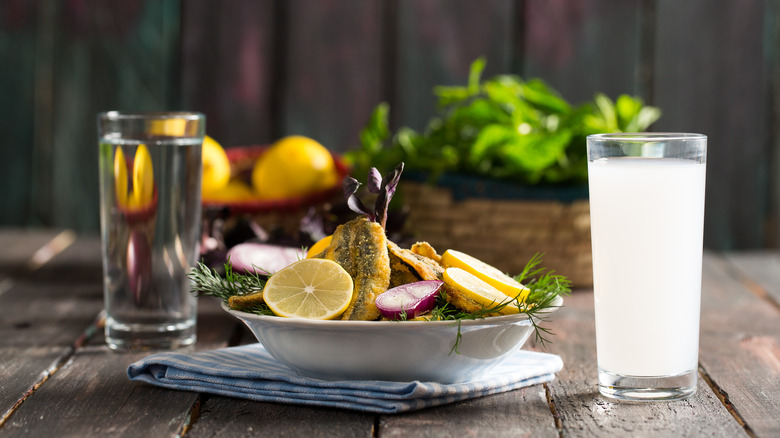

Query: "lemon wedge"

xmin=443 ymin=267 xmax=519 ymax=315
xmin=132 ymin=144 xmax=155 ymax=208
xmin=306 ymin=234 xmax=333 ymax=258
xmin=263 ymin=258 xmax=354 ymax=320
xmin=442 ymin=249 xmax=529 ymax=303
xmin=113 ymin=147 xmax=129 ymax=208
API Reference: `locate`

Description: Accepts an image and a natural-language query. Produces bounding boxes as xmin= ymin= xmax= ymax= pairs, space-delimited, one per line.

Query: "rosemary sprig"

xmin=188 ymin=259 xmax=267 ymax=302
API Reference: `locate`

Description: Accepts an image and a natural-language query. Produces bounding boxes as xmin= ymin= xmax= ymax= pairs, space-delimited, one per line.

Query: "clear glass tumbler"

xmin=98 ymin=111 xmax=205 ymax=350
xmin=587 ymin=133 xmax=707 ymax=400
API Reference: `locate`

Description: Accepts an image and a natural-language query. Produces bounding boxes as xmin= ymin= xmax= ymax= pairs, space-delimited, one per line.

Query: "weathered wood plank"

xmin=281 ymin=0 xmax=383 ymax=152
xmin=521 ymin=0 xmax=642 ymax=105
xmin=378 ymin=386 xmax=558 ymax=438
xmin=394 ymin=0 xmax=514 ymax=131
xmin=180 ymin=0 xmax=276 ymax=147
xmin=0 ymin=235 xmax=103 ymax=426
xmin=2 ymin=297 xmax=239 ymax=437
xmin=653 ymin=0 xmax=769 ymax=249
xmin=699 ymin=253 xmax=780 ymax=437
xmin=723 ymin=251 xmax=780 ymax=305
xmin=544 ymin=283 xmax=746 ymax=436
xmin=0 ymin=228 xmax=65 ymax=281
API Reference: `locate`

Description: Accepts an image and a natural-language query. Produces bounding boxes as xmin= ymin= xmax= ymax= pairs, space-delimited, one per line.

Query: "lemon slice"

xmin=443 ymin=267 xmax=519 ymax=315
xmin=263 ymin=258 xmax=354 ymax=320
xmin=113 ymin=148 xmax=129 ymax=208
xmin=442 ymin=249 xmax=529 ymax=302
xmin=306 ymin=234 xmax=333 ymax=258
xmin=132 ymin=144 xmax=155 ymax=208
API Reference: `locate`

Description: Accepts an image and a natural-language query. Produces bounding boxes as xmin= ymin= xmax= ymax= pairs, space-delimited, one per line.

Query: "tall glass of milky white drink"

xmin=587 ymin=133 xmax=706 ymax=401
xmin=98 ymin=112 xmax=204 ymax=350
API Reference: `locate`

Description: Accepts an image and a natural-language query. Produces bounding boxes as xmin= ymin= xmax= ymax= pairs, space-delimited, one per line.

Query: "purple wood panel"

xmin=394 ymin=0 xmax=514 ymax=132
xmin=281 ymin=0 xmax=383 ymax=153
xmin=180 ymin=0 xmax=276 ymax=148
xmin=653 ymin=0 xmax=768 ymax=249
xmin=520 ymin=0 xmax=643 ymax=105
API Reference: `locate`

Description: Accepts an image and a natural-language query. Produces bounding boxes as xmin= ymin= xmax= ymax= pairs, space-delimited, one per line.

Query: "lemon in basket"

xmin=263 ymin=258 xmax=354 ymax=320
xmin=201 ymin=136 xmax=231 ymax=196
xmin=252 ymin=136 xmax=339 ymax=200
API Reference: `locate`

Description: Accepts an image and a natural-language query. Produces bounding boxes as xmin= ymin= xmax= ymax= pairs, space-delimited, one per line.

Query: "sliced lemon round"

xmin=442 ymin=249 xmax=529 ymax=302
xmin=132 ymin=144 xmax=155 ymax=208
xmin=113 ymin=147 xmax=129 ymax=208
xmin=263 ymin=258 xmax=354 ymax=320
xmin=443 ymin=267 xmax=519 ymax=315
xmin=306 ymin=234 xmax=333 ymax=258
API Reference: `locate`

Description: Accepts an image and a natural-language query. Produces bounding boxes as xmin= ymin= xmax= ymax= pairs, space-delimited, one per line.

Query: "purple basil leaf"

xmin=375 ymin=162 xmax=404 ymax=228
xmin=343 ymin=176 xmax=375 ymax=220
xmin=367 ymin=168 xmax=382 ymax=193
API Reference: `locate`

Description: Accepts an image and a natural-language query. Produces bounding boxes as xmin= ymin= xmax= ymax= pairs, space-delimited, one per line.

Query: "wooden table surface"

xmin=0 ymin=229 xmax=778 ymax=437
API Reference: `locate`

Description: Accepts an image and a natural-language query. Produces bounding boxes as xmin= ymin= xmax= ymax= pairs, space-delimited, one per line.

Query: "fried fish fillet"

xmin=410 ymin=241 xmax=443 ymax=265
xmin=387 ymin=241 xmax=445 ymax=282
xmin=319 ymin=217 xmax=391 ymax=320
xmin=388 ymin=250 xmax=422 ymax=288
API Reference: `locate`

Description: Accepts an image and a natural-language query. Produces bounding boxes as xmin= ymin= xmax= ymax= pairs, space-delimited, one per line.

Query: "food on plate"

xmin=202 ymin=179 xmax=254 ymax=203
xmin=306 ymin=234 xmax=333 ymax=259
xmin=262 ymin=258 xmax=354 ymax=320
xmin=315 ymin=217 xmax=391 ymax=321
xmin=374 ymin=280 xmax=443 ymax=320
xmin=252 ymin=135 xmax=339 ymax=200
xmin=443 ymin=267 xmax=519 ymax=315
xmin=442 ymin=249 xmax=530 ymax=303
xmin=189 ymin=163 xmax=569 ymax=343
xmin=201 ymin=135 xmax=232 ymax=196
xmin=227 ymin=243 xmax=304 ymax=276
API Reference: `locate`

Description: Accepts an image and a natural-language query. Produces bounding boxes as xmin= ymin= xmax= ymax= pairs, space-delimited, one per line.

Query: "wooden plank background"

xmin=0 ymin=0 xmax=778 ymax=251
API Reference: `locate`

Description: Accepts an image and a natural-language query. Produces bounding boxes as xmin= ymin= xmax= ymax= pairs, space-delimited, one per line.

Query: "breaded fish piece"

xmin=389 ymin=250 xmax=422 ymax=288
xmin=410 ymin=241 xmax=443 ymax=265
xmin=320 ymin=217 xmax=390 ymax=320
xmin=387 ymin=241 xmax=444 ymax=281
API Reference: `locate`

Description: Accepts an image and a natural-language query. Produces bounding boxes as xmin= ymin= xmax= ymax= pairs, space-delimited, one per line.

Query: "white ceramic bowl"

xmin=223 ymin=296 xmax=562 ymax=383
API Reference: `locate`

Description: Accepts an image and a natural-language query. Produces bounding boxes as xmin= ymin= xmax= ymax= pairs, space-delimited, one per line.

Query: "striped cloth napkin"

xmin=127 ymin=344 xmax=563 ymax=414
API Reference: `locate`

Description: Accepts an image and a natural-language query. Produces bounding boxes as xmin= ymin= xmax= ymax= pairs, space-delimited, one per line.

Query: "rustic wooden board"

xmin=723 ymin=251 xmax=780 ymax=305
xmin=0 ymin=236 xmax=103 ymax=426
xmin=394 ymin=0 xmax=514 ymax=132
xmin=281 ymin=0 xmax=383 ymax=152
xmin=379 ymin=386 xmax=558 ymax=438
xmin=180 ymin=0 xmax=276 ymax=147
xmin=521 ymin=0 xmax=643 ymax=105
xmin=544 ymin=283 xmax=746 ymax=436
xmin=653 ymin=0 xmax=768 ymax=250
xmin=0 ymin=229 xmax=65 ymax=281
xmin=699 ymin=253 xmax=780 ymax=437
xmin=2 ymin=297 xmax=239 ymax=437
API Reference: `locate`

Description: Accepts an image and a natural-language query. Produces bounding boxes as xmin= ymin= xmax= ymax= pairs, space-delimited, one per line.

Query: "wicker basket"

xmin=400 ymin=180 xmax=593 ymax=287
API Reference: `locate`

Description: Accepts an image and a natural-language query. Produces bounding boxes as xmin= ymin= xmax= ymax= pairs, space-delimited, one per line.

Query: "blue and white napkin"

xmin=127 ymin=344 xmax=563 ymax=414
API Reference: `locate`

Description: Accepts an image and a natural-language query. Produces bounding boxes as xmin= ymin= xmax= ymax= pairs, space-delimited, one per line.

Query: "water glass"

xmin=98 ymin=111 xmax=204 ymax=350
xmin=587 ymin=133 xmax=707 ymax=400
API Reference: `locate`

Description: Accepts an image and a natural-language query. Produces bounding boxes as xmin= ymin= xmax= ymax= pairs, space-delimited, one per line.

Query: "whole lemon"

xmin=201 ymin=136 xmax=231 ymax=195
xmin=252 ymin=136 xmax=338 ymax=200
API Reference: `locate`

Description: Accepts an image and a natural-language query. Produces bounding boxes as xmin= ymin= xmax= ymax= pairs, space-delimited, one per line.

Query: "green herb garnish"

xmin=346 ymin=57 xmax=661 ymax=185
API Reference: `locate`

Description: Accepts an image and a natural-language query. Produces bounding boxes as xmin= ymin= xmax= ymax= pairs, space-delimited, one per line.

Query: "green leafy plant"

xmin=346 ymin=57 xmax=661 ymax=185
